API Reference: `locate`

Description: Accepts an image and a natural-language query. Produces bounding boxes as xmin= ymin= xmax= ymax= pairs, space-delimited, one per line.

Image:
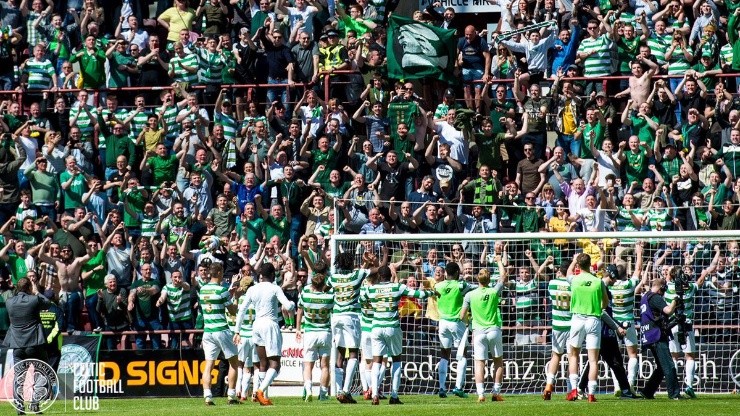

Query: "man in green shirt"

xmin=142 ymin=143 xmax=180 ymax=185
xmin=81 ymin=243 xmax=106 ymax=332
xmin=566 ymin=253 xmax=608 ymax=402
xmin=127 ymin=263 xmax=162 ymax=349
xmin=460 ymin=260 xmax=507 ymax=403
xmin=434 ymin=262 xmax=474 ymax=399
xmin=70 ymin=35 xmax=107 ymax=89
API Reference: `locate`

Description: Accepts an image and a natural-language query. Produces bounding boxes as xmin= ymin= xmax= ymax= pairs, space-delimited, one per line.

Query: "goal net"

xmin=330 ymin=230 xmax=740 ymax=396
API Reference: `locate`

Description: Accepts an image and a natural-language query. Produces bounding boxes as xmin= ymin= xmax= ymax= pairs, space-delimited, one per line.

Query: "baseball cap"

xmin=566 ymin=64 xmax=579 ymax=72
xmin=444 ymin=88 xmax=455 ymax=97
xmin=326 ymin=30 xmax=340 ymax=38
xmin=595 ymin=91 xmax=608 ymax=99
xmin=240 ymin=27 xmax=250 ymax=35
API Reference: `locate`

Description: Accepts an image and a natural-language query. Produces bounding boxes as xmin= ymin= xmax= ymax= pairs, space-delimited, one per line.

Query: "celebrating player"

xmin=360 ymin=265 xmax=435 ymax=405
xmin=543 ymin=263 xmax=572 ymax=400
xmin=566 ymin=253 xmax=608 ymax=402
xmin=235 ymin=263 xmax=296 ymax=406
xmin=329 ymin=250 xmax=386 ymax=403
xmin=296 ymin=273 xmax=335 ymax=401
xmin=435 ymin=262 xmax=474 ymax=398
xmin=199 ymin=263 xmax=240 ymax=406
xmin=607 ymin=242 xmax=647 ymax=394
xmin=459 ymin=263 xmax=507 ymax=402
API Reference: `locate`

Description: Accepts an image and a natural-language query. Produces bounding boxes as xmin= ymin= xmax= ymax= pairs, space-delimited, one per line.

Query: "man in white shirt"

xmin=235 ymin=263 xmax=295 ymax=406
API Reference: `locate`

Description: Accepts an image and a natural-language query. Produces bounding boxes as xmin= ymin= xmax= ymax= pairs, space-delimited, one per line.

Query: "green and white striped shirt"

xmin=609 ymin=276 xmax=639 ymax=322
xmin=721 ymin=43 xmax=733 ymax=68
xmin=298 ymin=286 xmax=334 ymax=332
xmin=215 ymin=111 xmax=238 ymax=141
xmin=646 ymin=208 xmax=673 ymax=231
xmin=327 ymin=268 xmax=369 ymax=314
xmin=170 ymin=53 xmax=199 ymax=84
xmin=360 ymin=282 xmax=431 ymax=328
xmin=647 ymin=32 xmax=671 ymax=65
xmin=70 ymin=105 xmax=98 ymax=138
xmin=548 ymin=278 xmax=572 ymax=332
xmin=238 ymin=295 xmax=255 ymax=338
xmin=198 ymin=282 xmax=233 ymax=333
xmin=195 ymin=48 xmax=226 ymax=84
xmin=515 ymin=279 xmax=538 ymax=310
xmin=24 ymin=58 xmax=55 ymax=90
xmin=578 ymin=35 xmax=613 ymax=77
xmin=164 ymin=283 xmax=192 ymax=322
xmin=360 ymin=288 xmax=374 ymax=332
xmin=128 ymin=109 xmax=150 ymax=141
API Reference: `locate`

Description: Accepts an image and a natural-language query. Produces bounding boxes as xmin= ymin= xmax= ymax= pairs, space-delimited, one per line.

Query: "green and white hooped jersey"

xmin=164 ymin=284 xmax=192 ymax=322
xmin=548 ymin=277 xmax=572 ymax=332
xmin=609 ymin=276 xmax=639 ymax=322
xmin=238 ymin=295 xmax=255 ymax=338
xmin=198 ymin=282 xmax=232 ymax=333
xmin=327 ymin=268 xmax=369 ymax=314
xmin=515 ymin=279 xmax=538 ymax=310
xmin=298 ymin=286 xmax=334 ymax=332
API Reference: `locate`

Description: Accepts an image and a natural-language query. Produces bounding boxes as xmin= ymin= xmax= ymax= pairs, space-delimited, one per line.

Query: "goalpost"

xmin=329 ymin=230 xmax=740 ymax=396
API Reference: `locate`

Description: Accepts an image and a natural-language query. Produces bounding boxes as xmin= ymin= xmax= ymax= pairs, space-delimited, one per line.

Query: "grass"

xmin=33 ymin=394 xmax=740 ymax=415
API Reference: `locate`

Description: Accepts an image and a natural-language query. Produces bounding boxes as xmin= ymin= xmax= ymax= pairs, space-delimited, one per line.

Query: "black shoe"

xmin=228 ymin=399 xmax=239 ymax=405
xmin=388 ymin=397 xmax=403 ymax=405
xmin=28 ymin=403 xmax=40 ymax=414
xmin=345 ymin=394 xmax=357 ymax=404
xmin=636 ymin=390 xmax=654 ymax=400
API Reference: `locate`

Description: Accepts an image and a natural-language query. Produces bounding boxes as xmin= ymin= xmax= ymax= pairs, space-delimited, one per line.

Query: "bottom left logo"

xmin=4 ymin=359 xmax=59 ymax=414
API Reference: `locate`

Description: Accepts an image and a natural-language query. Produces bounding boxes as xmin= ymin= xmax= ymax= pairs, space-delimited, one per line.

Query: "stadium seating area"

xmin=0 ymin=0 xmax=736 ymax=352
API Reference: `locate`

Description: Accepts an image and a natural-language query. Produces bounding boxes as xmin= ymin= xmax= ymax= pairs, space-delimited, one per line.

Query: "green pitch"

xmin=32 ymin=394 xmax=739 ymax=415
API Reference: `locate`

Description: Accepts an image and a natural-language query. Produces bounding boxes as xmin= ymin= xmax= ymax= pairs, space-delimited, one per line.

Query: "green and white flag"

xmin=386 ymin=15 xmax=457 ymax=83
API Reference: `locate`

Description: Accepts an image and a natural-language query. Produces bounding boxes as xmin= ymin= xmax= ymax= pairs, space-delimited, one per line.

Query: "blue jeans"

xmin=168 ymin=320 xmax=194 ymax=349
xmin=643 ymin=341 xmax=681 ymax=398
xmin=556 ymin=133 xmax=581 ymax=158
xmin=289 ymin=213 xmax=304 ymax=259
xmin=267 ymin=77 xmax=289 ymax=109
xmin=60 ymin=291 xmax=82 ymax=331
xmin=669 ymin=77 xmax=682 ymax=125
xmin=85 ymin=295 xmax=101 ymax=330
xmin=134 ymin=315 xmax=163 ymax=350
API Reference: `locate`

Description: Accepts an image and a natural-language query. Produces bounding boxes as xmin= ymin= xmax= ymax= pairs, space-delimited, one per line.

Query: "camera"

xmin=664 ymin=269 xmax=690 ymax=345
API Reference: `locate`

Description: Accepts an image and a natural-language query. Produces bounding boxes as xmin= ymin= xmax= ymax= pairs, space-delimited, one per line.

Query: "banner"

xmin=418 ymin=0 xmax=502 ymax=14
xmin=386 ymin=15 xmax=458 ymax=83
xmin=398 ymin=342 xmax=740 ymax=394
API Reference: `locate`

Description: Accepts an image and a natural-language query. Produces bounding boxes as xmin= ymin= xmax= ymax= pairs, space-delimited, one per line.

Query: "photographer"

xmin=638 ymin=276 xmax=682 ymax=400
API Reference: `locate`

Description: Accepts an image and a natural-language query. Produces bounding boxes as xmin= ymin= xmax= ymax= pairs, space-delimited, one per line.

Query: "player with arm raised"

xmin=360 ymin=265 xmax=435 ymax=405
xmin=199 ymin=262 xmax=240 ymax=406
xmin=435 ymin=262 xmax=475 ymax=398
xmin=607 ymin=242 xmax=648 ymax=394
xmin=666 ymin=258 xmax=712 ymax=399
xmin=566 ymin=253 xmax=609 ymax=402
xmin=459 ymin=260 xmax=508 ymax=403
xmin=329 ymin=250 xmax=385 ymax=403
xmin=234 ymin=263 xmax=296 ymax=406
xmin=543 ymin=263 xmax=572 ymax=400
xmin=295 ymin=272 xmax=335 ymax=401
